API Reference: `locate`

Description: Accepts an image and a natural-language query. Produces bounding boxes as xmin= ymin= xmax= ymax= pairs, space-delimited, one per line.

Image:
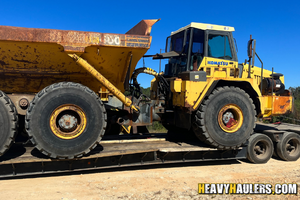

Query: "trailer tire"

xmin=276 ymin=132 xmax=300 ymax=161
xmin=0 ymin=90 xmax=18 ymax=156
xmin=193 ymin=86 xmax=255 ymax=149
xmin=247 ymin=133 xmax=273 ymax=164
xmin=25 ymin=82 xmax=107 ymax=159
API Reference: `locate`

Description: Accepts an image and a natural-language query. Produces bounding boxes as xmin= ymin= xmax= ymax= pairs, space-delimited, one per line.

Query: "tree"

xmin=140 ymin=87 xmax=150 ymax=97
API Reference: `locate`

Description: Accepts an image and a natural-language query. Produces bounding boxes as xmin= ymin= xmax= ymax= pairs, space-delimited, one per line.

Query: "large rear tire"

xmin=276 ymin=132 xmax=300 ymax=161
xmin=0 ymin=90 xmax=18 ymax=156
xmin=25 ymin=82 xmax=107 ymax=159
xmin=193 ymin=86 xmax=255 ymax=149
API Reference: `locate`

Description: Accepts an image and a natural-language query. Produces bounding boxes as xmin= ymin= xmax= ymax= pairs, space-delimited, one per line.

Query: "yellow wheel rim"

xmin=217 ymin=104 xmax=243 ymax=133
xmin=49 ymin=104 xmax=87 ymax=139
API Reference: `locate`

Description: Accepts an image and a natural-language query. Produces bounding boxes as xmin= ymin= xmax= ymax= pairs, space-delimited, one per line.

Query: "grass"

xmin=147 ymin=121 xmax=167 ymax=133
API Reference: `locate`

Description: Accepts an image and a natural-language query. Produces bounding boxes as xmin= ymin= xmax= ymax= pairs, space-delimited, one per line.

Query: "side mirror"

xmin=246 ymin=35 xmax=256 ymax=78
xmin=247 ymin=37 xmax=253 ymax=58
xmin=165 ymin=36 xmax=171 ymax=53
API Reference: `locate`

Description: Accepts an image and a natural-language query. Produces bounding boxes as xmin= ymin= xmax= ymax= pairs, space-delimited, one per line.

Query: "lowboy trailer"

xmin=0 ymin=122 xmax=300 ymax=178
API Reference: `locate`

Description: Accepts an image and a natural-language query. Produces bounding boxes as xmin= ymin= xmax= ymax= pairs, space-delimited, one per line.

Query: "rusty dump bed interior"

xmin=0 ymin=19 xmax=159 ymax=94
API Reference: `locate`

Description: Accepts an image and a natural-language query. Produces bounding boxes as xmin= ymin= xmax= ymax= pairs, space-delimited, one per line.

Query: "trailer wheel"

xmin=276 ymin=132 xmax=300 ymax=161
xmin=247 ymin=134 xmax=273 ymax=164
xmin=193 ymin=86 xmax=255 ymax=149
xmin=25 ymin=82 xmax=107 ymax=159
xmin=0 ymin=90 xmax=18 ymax=156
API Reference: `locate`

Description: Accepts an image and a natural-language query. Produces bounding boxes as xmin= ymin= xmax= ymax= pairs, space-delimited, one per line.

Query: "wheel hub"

xmin=254 ymin=145 xmax=265 ymax=155
xmin=58 ymin=114 xmax=78 ymax=131
xmin=223 ymin=112 xmax=233 ymax=124
xmin=253 ymin=140 xmax=270 ymax=160
xmin=50 ymin=104 xmax=87 ymax=140
xmin=222 ymin=111 xmax=238 ymax=128
xmin=286 ymin=139 xmax=297 ymax=154
xmin=218 ymin=104 xmax=243 ymax=133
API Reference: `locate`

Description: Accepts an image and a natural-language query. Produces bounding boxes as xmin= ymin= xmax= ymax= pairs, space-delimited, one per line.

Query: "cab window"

xmin=189 ymin=29 xmax=204 ymax=71
xmin=208 ymin=35 xmax=232 ymax=60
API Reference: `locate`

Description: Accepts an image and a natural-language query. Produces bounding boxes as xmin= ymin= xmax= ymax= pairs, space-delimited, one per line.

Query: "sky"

xmin=1 ymin=0 xmax=300 ymax=89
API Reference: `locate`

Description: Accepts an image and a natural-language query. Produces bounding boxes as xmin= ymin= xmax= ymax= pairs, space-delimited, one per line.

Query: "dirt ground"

xmin=0 ymin=157 xmax=299 ymax=200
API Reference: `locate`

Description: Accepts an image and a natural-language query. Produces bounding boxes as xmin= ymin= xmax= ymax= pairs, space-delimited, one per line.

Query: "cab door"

xmin=202 ymin=30 xmax=238 ymax=78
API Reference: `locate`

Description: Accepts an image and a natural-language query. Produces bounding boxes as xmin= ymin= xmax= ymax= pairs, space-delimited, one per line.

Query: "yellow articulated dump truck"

xmin=0 ymin=19 xmax=298 ymax=176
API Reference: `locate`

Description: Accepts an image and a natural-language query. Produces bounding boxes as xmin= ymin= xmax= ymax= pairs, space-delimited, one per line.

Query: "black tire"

xmin=276 ymin=132 xmax=300 ymax=161
xmin=247 ymin=133 xmax=273 ymax=164
xmin=193 ymin=86 xmax=255 ymax=149
xmin=0 ymin=90 xmax=18 ymax=156
xmin=163 ymin=124 xmax=196 ymax=141
xmin=105 ymin=123 xmax=121 ymax=135
xmin=25 ymin=82 xmax=107 ymax=159
xmin=191 ymin=123 xmax=209 ymax=143
xmin=165 ymin=125 xmax=185 ymax=141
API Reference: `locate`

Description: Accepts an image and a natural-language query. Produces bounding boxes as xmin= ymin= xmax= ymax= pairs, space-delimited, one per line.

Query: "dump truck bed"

xmin=0 ymin=20 xmax=158 ymax=94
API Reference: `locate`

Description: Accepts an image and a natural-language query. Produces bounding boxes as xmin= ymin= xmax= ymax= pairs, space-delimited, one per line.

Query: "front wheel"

xmin=193 ymin=86 xmax=255 ymax=149
xmin=25 ymin=82 xmax=107 ymax=159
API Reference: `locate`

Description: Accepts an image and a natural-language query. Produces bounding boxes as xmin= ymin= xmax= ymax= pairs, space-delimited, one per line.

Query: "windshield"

xmin=208 ymin=34 xmax=232 ymax=60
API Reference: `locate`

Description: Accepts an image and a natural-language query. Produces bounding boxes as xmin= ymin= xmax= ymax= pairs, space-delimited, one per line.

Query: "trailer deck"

xmin=255 ymin=122 xmax=300 ymax=133
xmin=0 ymin=134 xmax=246 ymax=178
xmin=1 ymin=122 xmax=299 ymax=178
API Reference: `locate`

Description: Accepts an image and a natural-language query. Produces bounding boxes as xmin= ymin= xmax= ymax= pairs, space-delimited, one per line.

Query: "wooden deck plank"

xmin=0 ymin=139 xmax=212 ymax=165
